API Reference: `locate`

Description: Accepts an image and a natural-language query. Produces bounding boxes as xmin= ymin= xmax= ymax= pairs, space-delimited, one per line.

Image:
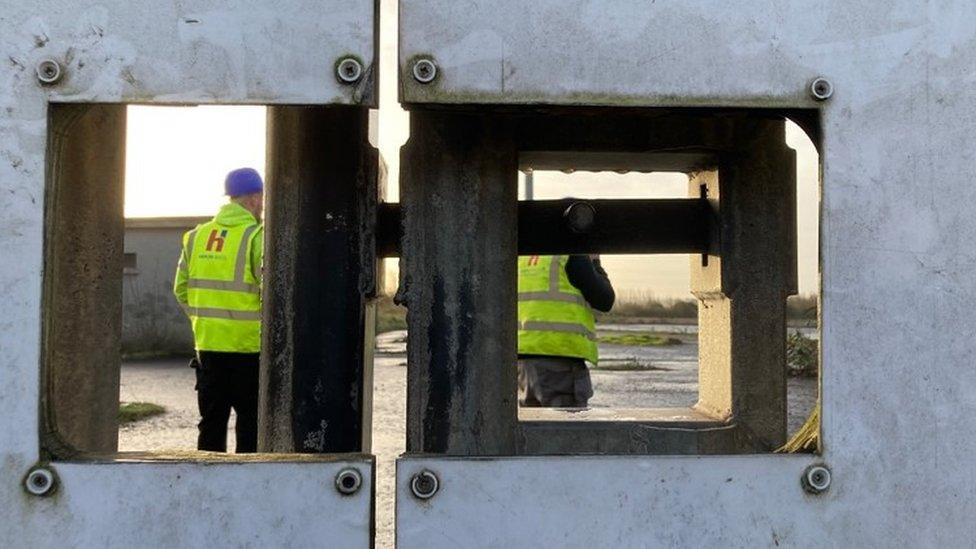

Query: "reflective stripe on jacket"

xmin=517 ymin=255 xmax=598 ymax=364
xmin=173 ymin=202 xmax=263 ymax=353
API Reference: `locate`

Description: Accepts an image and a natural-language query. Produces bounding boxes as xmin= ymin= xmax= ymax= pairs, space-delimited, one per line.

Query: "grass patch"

xmin=376 ymin=295 xmax=407 ymax=333
xmin=786 ymin=331 xmax=818 ymax=377
xmin=118 ymin=402 xmax=166 ymax=424
xmin=598 ymin=333 xmax=683 ymax=346
xmin=598 ymin=292 xmax=819 ymax=324
xmin=599 ymin=292 xmax=697 ymax=322
xmin=375 ymin=291 xmax=817 ymax=333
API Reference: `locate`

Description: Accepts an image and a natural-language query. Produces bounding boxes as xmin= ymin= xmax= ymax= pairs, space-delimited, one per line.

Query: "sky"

xmin=124 ymin=0 xmax=818 ymax=299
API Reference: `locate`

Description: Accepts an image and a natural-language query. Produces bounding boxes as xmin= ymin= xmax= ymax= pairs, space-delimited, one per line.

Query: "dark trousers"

xmin=518 ymin=356 xmax=594 ymax=408
xmin=194 ymin=351 xmax=259 ymax=453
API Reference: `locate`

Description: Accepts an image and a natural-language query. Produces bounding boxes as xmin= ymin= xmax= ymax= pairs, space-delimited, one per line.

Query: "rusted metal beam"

xmin=517 ymin=198 xmax=711 ymax=255
xmin=377 ymin=198 xmax=712 ymax=257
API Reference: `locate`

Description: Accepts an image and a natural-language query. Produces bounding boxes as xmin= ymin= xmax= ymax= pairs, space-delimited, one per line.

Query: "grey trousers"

xmin=518 ymin=356 xmax=593 ymax=408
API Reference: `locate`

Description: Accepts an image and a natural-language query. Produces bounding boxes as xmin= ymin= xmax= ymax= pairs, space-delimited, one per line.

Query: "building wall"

xmin=122 ymin=217 xmax=207 ymax=355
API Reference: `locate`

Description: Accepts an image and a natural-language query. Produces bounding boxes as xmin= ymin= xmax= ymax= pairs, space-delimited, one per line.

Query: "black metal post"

xmin=400 ymin=110 xmax=519 ymax=455
xmin=260 ymin=106 xmax=377 ymax=453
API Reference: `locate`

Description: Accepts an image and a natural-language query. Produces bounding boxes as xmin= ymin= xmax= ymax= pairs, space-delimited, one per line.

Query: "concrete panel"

xmin=400 ymin=0 xmax=973 ymax=109
xmin=2 ymin=0 xmax=376 ymax=106
xmin=0 ymin=3 xmax=379 ymax=544
xmin=397 ymin=456 xmax=837 ymax=548
xmin=395 ymin=2 xmax=976 ymax=545
xmin=3 ymin=457 xmax=374 ymax=548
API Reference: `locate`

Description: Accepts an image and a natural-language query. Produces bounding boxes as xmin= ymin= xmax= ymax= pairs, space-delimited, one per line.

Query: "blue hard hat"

xmin=225 ymin=168 xmax=264 ymax=197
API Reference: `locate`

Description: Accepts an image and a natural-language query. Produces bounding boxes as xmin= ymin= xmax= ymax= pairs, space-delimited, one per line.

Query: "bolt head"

xmin=809 ymin=77 xmax=833 ymax=101
xmin=802 ymin=464 xmax=831 ymax=494
xmin=564 ymin=201 xmax=597 ymax=234
xmin=336 ymin=58 xmax=364 ymax=84
xmin=410 ymin=470 xmax=439 ymax=500
xmin=25 ymin=467 xmax=56 ymax=496
xmin=412 ymin=59 xmax=438 ymax=84
xmin=335 ymin=467 xmax=363 ymax=495
xmin=36 ymin=58 xmax=63 ymax=86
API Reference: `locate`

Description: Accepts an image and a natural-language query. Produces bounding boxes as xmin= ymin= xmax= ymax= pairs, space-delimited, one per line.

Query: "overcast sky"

xmin=124 ymin=0 xmax=818 ymax=299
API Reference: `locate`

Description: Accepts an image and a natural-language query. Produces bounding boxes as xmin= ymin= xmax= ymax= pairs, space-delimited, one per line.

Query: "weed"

xmin=598 ymin=292 xmax=819 ymax=324
xmin=376 ymin=295 xmax=407 ymax=333
xmin=786 ymin=330 xmax=818 ymax=377
xmin=598 ymin=333 xmax=683 ymax=346
xmin=592 ymin=359 xmax=668 ymax=371
xmin=118 ymin=402 xmax=166 ymax=424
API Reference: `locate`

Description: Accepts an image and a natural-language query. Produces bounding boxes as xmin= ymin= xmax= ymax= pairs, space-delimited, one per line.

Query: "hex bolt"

xmin=801 ymin=464 xmax=831 ymax=494
xmin=809 ymin=77 xmax=833 ymax=101
xmin=563 ymin=201 xmax=597 ymax=234
xmin=24 ymin=467 xmax=56 ymax=496
xmin=412 ymin=59 xmax=438 ymax=84
xmin=35 ymin=58 xmax=64 ymax=86
xmin=336 ymin=58 xmax=364 ymax=84
xmin=335 ymin=467 xmax=363 ymax=496
xmin=410 ymin=469 xmax=439 ymax=500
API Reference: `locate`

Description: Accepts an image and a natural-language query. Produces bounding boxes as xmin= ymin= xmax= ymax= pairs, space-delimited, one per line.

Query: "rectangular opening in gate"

xmin=516 ymin=171 xmax=699 ymax=412
xmin=514 ymin=113 xmax=820 ymax=455
xmin=42 ymin=104 xmax=377 ymax=458
xmin=41 ymin=104 xmax=271 ymax=456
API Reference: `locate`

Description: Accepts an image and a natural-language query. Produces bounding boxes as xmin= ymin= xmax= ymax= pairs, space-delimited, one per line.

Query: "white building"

xmin=122 ymin=217 xmax=207 ymax=356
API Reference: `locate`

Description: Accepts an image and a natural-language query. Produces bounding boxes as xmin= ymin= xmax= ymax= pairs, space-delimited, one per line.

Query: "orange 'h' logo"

xmin=206 ymin=229 xmax=228 ymax=252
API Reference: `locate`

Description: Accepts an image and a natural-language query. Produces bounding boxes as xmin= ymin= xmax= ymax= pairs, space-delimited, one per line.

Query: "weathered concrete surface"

xmin=2 ymin=1 xmax=376 ymax=106
xmin=0 ymin=3 xmax=378 ymax=545
xmin=691 ymin=118 xmax=797 ymax=450
xmin=399 ymin=110 xmax=519 ymax=455
xmin=395 ymin=2 xmax=976 ymax=547
xmin=1 ymin=458 xmax=374 ymax=548
xmin=41 ymin=104 xmax=126 ymax=456
xmin=400 ymin=0 xmax=960 ymax=109
xmin=261 ymin=106 xmax=377 ymax=453
xmin=396 ymin=454 xmax=820 ymax=549
xmin=519 ymin=413 xmax=740 ymax=455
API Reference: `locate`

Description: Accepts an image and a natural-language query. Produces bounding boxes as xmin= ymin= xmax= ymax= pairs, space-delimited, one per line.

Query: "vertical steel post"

xmin=260 ymin=106 xmax=377 ymax=453
xmin=400 ymin=110 xmax=519 ymax=455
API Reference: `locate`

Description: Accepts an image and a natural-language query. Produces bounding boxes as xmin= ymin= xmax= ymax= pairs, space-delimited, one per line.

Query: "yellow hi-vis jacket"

xmin=517 ymin=255 xmax=598 ymax=364
xmin=173 ymin=202 xmax=263 ymax=353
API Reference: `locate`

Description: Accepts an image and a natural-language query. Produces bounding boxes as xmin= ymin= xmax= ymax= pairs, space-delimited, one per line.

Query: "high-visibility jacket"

xmin=517 ymin=255 xmax=598 ymax=364
xmin=173 ymin=202 xmax=263 ymax=353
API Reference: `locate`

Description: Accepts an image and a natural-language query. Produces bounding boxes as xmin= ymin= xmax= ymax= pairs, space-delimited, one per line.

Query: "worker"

xmin=173 ymin=168 xmax=265 ymax=453
xmin=518 ymin=254 xmax=615 ymax=407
